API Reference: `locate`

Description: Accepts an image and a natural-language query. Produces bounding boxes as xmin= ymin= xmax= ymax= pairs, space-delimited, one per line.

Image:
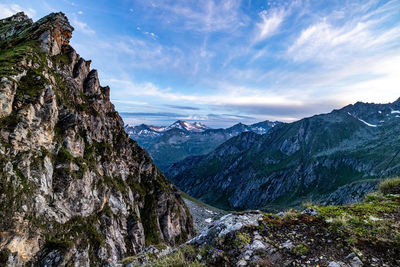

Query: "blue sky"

xmin=1 ymin=0 xmax=400 ymax=128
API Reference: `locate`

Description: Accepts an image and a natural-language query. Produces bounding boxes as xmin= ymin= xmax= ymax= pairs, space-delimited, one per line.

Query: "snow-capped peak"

xmin=167 ymin=120 xmax=210 ymax=132
xmin=148 ymin=126 xmax=167 ymax=132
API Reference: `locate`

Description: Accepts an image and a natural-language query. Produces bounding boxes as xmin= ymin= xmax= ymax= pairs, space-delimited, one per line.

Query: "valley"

xmin=165 ymin=100 xmax=400 ymax=211
xmin=125 ymin=120 xmax=279 ymax=171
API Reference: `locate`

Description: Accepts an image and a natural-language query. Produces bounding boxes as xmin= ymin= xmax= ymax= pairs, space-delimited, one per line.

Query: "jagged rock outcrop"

xmin=0 ymin=12 xmax=193 ymax=266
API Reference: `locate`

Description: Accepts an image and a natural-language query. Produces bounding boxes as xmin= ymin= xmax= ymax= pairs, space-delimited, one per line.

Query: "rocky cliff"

xmin=0 ymin=12 xmax=193 ymax=266
xmin=167 ymin=99 xmax=400 ymax=211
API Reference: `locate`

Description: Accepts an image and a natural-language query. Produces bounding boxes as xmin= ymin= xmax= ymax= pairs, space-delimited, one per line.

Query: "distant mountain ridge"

xmin=166 ymin=98 xmax=400 ymax=211
xmin=125 ymin=120 xmax=210 ymax=137
xmin=125 ymin=120 xmax=280 ymax=171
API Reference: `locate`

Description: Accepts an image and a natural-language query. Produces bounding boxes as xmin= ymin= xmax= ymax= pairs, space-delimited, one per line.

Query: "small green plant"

xmin=263 ymin=213 xmax=279 ymax=220
xmin=147 ymin=248 xmax=203 ymax=267
xmin=379 ymin=177 xmax=400 ymax=195
xmin=234 ymin=232 xmax=251 ymax=249
xmin=292 ymin=244 xmax=308 ymax=256
xmin=282 ymin=209 xmax=299 ymax=221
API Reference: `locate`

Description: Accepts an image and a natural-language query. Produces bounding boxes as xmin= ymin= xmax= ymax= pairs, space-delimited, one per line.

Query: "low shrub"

xmin=379 ymin=177 xmax=400 ymax=195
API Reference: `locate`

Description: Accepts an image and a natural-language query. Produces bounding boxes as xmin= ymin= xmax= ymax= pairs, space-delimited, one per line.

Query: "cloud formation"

xmin=255 ymin=8 xmax=285 ymax=42
xmin=0 ymin=4 xmax=36 ymax=19
xmin=9 ymin=0 xmax=400 ymax=127
xmin=71 ymin=14 xmax=95 ymax=35
xmin=145 ymin=0 xmax=248 ymax=33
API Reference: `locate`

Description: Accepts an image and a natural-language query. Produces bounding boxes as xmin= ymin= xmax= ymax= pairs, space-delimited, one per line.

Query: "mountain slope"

xmin=125 ymin=120 xmax=279 ymax=171
xmin=0 ymin=12 xmax=193 ymax=266
xmin=129 ymin=178 xmax=400 ymax=266
xmin=166 ymin=99 xmax=400 ymax=211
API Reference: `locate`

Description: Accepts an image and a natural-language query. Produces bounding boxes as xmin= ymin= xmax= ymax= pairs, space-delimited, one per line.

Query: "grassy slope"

xmin=134 ymin=178 xmax=400 ymax=266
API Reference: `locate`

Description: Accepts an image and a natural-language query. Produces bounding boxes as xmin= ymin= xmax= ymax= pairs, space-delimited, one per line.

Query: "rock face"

xmin=0 ymin=12 xmax=193 ymax=266
xmin=125 ymin=120 xmax=279 ymax=171
xmin=167 ymin=100 xmax=400 ymax=211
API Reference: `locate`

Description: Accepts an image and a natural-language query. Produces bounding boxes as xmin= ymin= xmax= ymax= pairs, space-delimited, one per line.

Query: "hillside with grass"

xmin=123 ymin=177 xmax=400 ymax=266
xmin=167 ymin=100 xmax=400 ymax=211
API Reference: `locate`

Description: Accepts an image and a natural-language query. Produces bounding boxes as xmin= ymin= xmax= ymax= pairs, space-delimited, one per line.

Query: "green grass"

xmin=292 ymin=244 xmax=308 ymax=256
xmin=0 ymin=40 xmax=37 ymax=76
xmin=141 ymin=245 xmax=203 ymax=267
xmin=379 ymin=177 xmax=400 ymax=195
xmin=306 ymin=182 xmax=400 ymax=246
xmin=233 ymin=232 xmax=251 ymax=249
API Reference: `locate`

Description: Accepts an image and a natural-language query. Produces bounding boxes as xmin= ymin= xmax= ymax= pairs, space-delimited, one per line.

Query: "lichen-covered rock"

xmin=188 ymin=212 xmax=263 ymax=246
xmin=0 ymin=12 xmax=193 ymax=266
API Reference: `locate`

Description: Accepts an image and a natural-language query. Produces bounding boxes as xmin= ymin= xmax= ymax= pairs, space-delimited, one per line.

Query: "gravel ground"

xmin=183 ymin=198 xmax=228 ymax=233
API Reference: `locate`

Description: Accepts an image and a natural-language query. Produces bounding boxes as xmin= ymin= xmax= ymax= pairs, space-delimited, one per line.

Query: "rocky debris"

xmin=141 ymin=187 xmax=400 ymax=266
xmin=328 ymin=262 xmax=346 ymax=267
xmin=346 ymin=252 xmax=364 ymax=267
xmin=182 ymin=196 xmax=227 ymax=233
xmin=281 ymin=240 xmax=294 ymax=249
xmin=188 ymin=212 xmax=263 ymax=246
xmin=301 ymin=207 xmax=319 ymax=216
xmin=0 ymin=12 xmax=193 ymax=266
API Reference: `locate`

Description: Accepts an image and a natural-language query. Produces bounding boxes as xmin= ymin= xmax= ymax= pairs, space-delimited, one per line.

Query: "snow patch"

xmin=167 ymin=120 xmax=210 ymax=132
xmin=358 ymin=118 xmax=377 ymax=127
xmin=347 ymin=112 xmax=378 ymax=127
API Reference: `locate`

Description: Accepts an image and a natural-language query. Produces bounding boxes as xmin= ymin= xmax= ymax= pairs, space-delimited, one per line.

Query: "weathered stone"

xmin=0 ymin=12 xmax=194 ymax=266
xmin=188 ymin=213 xmax=262 ymax=246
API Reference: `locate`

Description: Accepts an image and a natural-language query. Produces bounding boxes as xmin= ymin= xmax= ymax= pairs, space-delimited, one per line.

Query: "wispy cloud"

xmin=141 ymin=0 xmax=248 ymax=33
xmin=120 ymin=112 xmax=182 ymax=118
xmin=255 ymin=8 xmax=285 ymax=42
xmin=0 ymin=4 xmax=36 ymax=19
xmin=287 ymin=1 xmax=400 ymax=62
xmin=165 ymin=105 xmax=200 ymax=111
xmin=113 ymin=37 xmax=184 ymax=70
xmin=71 ymin=15 xmax=95 ymax=35
xmin=14 ymin=0 xmax=398 ymax=127
xmin=111 ymin=99 xmax=148 ymax=106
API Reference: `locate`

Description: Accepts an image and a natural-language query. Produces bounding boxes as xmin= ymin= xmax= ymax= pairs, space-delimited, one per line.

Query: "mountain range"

xmin=125 ymin=120 xmax=279 ymax=171
xmin=166 ymin=99 xmax=400 ymax=211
